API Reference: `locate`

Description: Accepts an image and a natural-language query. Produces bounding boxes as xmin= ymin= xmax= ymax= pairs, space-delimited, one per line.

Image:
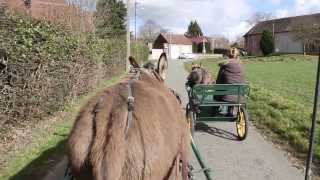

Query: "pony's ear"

xmin=191 ymin=62 xmax=194 ymax=65
xmin=156 ymin=53 xmax=168 ymax=80
xmin=199 ymin=62 xmax=202 ymax=67
xmin=129 ymin=56 xmax=140 ymax=68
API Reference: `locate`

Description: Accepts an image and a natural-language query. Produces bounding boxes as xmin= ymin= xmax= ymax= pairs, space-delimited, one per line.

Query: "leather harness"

xmin=125 ymin=68 xmax=141 ymax=139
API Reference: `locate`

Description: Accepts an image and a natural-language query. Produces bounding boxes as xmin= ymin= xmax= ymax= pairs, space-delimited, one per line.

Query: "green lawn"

xmin=185 ymin=54 xmax=320 ymax=164
xmin=245 ymin=60 xmax=316 ymax=105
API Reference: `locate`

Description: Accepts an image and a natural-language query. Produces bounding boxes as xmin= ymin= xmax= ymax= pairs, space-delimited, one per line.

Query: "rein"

xmin=125 ymin=68 xmax=141 ymax=139
xmin=124 ymin=67 xmax=167 ymax=139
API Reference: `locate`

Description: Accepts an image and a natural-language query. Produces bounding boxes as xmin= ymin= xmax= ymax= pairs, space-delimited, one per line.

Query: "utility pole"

xmin=272 ymin=22 xmax=275 ymax=37
xmin=169 ymin=32 xmax=172 ymax=59
xmin=202 ymin=37 xmax=206 ymax=54
xmin=135 ymin=0 xmax=137 ymax=42
xmin=126 ymin=0 xmax=131 ymax=71
xmin=305 ymin=51 xmax=320 ymax=180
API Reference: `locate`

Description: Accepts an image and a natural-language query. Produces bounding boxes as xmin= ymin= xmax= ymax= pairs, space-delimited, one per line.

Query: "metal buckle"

xmin=127 ymin=96 xmax=135 ymax=111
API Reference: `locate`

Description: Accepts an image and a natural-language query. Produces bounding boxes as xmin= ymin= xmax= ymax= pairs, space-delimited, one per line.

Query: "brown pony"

xmin=67 ymin=53 xmax=190 ymax=180
xmin=186 ymin=62 xmax=214 ymax=88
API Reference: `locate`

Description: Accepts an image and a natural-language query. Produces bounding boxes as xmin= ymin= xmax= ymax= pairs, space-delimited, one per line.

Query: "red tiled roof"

xmin=189 ymin=36 xmax=208 ymax=44
xmin=161 ymin=33 xmax=193 ymax=45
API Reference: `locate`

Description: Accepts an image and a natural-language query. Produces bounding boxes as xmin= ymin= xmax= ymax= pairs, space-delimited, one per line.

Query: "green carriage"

xmin=186 ymin=84 xmax=250 ymax=140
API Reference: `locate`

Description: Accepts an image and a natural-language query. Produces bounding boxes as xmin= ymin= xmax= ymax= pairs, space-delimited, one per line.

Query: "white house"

xmin=152 ymin=33 xmax=193 ymax=59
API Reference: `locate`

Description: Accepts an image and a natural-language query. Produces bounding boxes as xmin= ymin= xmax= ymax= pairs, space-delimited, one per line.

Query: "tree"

xmin=247 ymin=12 xmax=274 ymax=26
xmin=292 ymin=17 xmax=320 ymax=54
xmin=185 ymin=20 xmax=203 ymax=37
xmin=233 ymin=36 xmax=245 ymax=49
xmin=231 ymin=42 xmax=240 ymax=49
xmin=139 ymin=20 xmax=167 ymax=42
xmin=94 ymin=0 xmax=126 ymax=38
xmin=260 ymin=30 xmax=274 ymax=56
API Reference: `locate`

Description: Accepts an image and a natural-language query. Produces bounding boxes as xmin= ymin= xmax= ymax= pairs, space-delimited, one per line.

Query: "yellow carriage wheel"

xmin=236 ymin=108 xmax=249 ymax=140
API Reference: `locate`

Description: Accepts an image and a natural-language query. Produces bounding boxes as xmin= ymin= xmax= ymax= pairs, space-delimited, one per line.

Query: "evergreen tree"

xmin=186 ymin=20 xmax=203 ymax=37
xmin=260 ymin=30 xmax=274 ymax=56
xmin=94 ymin=0 xmax=127 ymax=38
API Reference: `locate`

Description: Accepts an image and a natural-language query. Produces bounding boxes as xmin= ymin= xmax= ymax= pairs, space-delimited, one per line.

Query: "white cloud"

xmin=134 ymin=0 xmax=320 ymax=40
xmin=271 ymin=0 xmax=282 ymax=6
xmin=294 ymin=0 xmax=320 ymax=14
xmin=135 ymin=0 xmax=254 ymax=40
xmin=275 ymin=0 xmax=320 ymax=18
xmin=222 ymin=21 xmax=251 ymax=41
xmin=275 ymin=9 xmax=289 ymax=18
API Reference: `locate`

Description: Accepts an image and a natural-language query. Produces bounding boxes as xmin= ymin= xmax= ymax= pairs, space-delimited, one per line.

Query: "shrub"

xmin=131 ymin=42 xmax=149 ymax=64
xmin=260 ymin=30 xmax=274 ymax=56
xmin=0 ymin=9 xmax=125 ymax=142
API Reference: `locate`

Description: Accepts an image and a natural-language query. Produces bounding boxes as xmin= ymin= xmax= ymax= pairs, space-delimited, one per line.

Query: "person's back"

xmin=215 ymin=48 xmax=245 ymax=103
xmin=216 ymin=59 xmax=245 ymax=85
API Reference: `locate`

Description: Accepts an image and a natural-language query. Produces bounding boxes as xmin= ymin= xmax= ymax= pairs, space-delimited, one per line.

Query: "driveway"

xmin=165 ymin=59 xmax=305 ymax=180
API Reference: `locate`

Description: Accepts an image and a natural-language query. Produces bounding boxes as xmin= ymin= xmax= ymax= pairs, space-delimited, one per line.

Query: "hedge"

xmin=0 ymin=8 xmax=126 ymax=142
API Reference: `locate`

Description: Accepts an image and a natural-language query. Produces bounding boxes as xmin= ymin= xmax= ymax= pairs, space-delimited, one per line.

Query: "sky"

xmin=131 ymin=0 xmax=320 ymax=41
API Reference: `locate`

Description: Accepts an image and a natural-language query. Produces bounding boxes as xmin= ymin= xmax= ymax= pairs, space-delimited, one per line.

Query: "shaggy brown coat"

xmin=186 ymin=63 xmax=214 ymax=88
xmin=67 ymin=54 xmax=190 ymax=180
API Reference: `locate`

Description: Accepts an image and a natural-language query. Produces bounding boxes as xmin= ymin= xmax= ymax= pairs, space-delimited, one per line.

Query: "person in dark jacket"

xmin=215 ymin=47 xmax=245 ymax=115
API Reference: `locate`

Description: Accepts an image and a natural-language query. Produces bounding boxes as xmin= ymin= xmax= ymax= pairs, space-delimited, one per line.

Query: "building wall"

xmin=305 ymin=40 xmax=320 ymax=55
xmin=169 ymin=44 xmax=192 ymax=59
xmin=274 ymin=32 xmax=303 ymax=53
xmin=245 ymin=32 xmax=306 ymax=56
xmin=245 ymin=34 xmax=262 ymax=56
xmin=151 ymin=49 xmax=164 ymax=60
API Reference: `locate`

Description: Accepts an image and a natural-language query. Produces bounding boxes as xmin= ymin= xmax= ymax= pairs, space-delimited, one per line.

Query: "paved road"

xmin=165 ymin=59 xmax=305 ymax=180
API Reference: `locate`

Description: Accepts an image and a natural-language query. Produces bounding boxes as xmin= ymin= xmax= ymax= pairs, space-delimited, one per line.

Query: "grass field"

xmin=185 ymin=54 xmax=320 ymax=165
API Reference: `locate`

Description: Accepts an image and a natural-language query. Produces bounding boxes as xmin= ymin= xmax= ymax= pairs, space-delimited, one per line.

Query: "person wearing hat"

xmin=215 ymin=47 xmax=246 ymax=116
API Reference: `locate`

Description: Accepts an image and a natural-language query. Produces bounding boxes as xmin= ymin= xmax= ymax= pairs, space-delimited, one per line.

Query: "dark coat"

xmin=215 ymin=59 xmax=245 ymax=102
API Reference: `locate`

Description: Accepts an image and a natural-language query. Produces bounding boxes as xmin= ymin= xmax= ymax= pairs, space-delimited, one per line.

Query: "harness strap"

xmin=125 ymin=69 xmax=140 ymax=139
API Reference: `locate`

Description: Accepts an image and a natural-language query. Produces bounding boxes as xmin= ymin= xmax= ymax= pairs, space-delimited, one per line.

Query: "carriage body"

xmin=186 ymin=84 xmax=250 ymax=140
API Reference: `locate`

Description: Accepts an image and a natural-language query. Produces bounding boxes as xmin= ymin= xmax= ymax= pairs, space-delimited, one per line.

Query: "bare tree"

xmin=247 ymin=12 xmax=274 ymax=26
xmin=139 ymin=19 xmax=167 ymax=42
xmin=292 ymin=16 xmax=320 ymax=54
xmin=232 ymin=36 xmax=245 ymax=49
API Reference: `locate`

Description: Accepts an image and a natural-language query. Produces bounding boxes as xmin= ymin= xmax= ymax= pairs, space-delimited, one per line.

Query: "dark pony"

xmin=186 ymin=62 xmax=214 ymax=88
